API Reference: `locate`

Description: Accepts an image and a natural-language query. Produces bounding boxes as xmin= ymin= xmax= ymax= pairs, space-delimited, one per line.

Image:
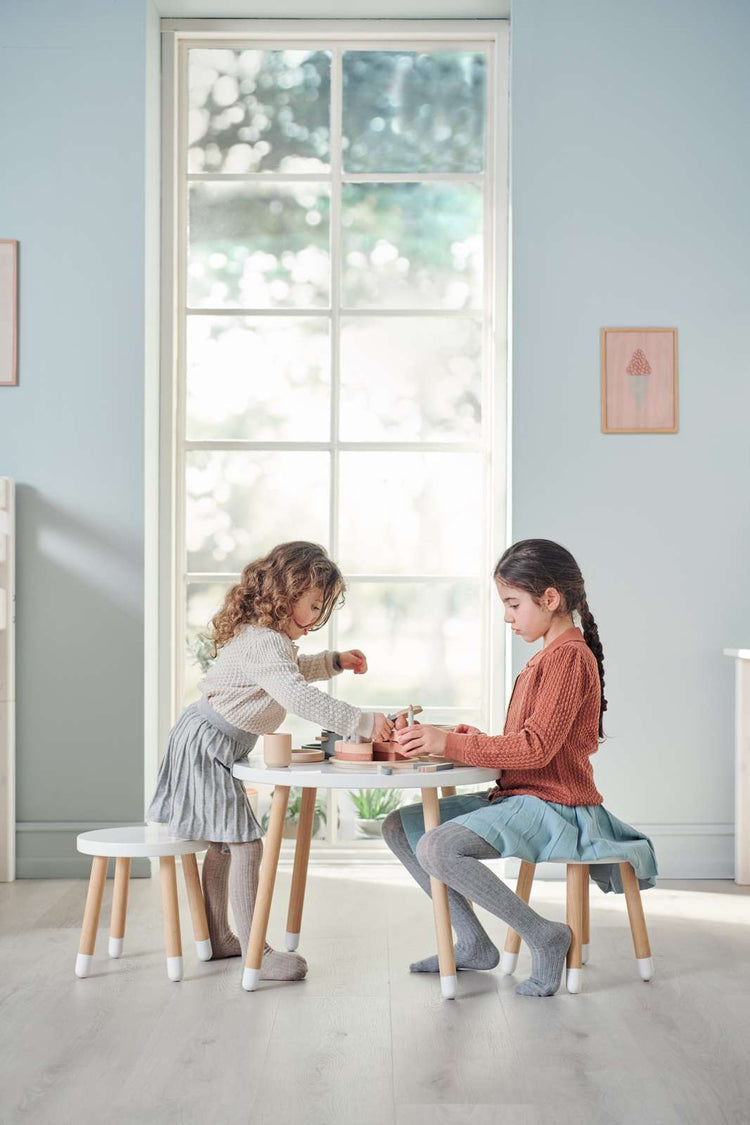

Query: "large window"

xmin=161 ymin=23 xmax=509 ymax=843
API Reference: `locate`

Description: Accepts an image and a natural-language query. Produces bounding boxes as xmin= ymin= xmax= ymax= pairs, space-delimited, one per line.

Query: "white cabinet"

xmin=724 ymin=648 xmax=750 ymax=885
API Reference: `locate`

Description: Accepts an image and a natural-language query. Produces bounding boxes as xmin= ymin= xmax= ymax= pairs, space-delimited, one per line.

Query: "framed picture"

xmin=601 ymin=327 xmax=678 ymax=433
xmin=0 ymin=241 xmax=18 ymax=387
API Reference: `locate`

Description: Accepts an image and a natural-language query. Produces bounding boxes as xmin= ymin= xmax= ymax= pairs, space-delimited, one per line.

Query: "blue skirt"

xmin=399 ymin=791 xmax=657 ymax=894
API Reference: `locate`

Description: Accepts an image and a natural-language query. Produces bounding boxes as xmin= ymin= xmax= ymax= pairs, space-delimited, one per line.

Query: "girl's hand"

xmin=339 ymin=649 xmax=367 ymax=674
xmin=394 ymin=724 xmax=448 ymax=758
xmin=371 ymin=712 xmax=395 ymax=741
xmin=453 ymin=723 xmax=484 ymax=736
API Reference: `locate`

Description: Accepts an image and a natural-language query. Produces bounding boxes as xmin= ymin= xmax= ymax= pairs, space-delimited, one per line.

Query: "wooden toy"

xmin=291 ymin=749 xmax=325 ymax=764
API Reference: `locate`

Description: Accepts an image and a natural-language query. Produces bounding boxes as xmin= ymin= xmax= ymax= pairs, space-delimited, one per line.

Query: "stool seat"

xmin=77 ymin=825 xmax=209 ymax=858
xmin=74 ymin=825 xmax=211 ymax=981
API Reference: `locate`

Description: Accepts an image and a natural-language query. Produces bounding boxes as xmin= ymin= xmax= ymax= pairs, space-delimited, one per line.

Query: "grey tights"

xmin=201 ymin=840 xmax=307 ymax=981
xmin=382 ymin=811 xmax=571 ymax=997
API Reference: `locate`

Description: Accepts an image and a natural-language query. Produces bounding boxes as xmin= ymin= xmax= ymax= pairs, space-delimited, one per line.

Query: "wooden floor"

xmin=1 ymin=865 xmax=749 ymax=1125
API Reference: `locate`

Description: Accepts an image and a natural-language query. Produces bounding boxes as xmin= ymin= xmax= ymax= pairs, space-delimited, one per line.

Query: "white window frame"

xmin=155 ymin=20 xmax=510 ymax=811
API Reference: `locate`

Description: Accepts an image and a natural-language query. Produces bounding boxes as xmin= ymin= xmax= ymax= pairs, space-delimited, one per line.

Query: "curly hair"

xmin=494 ymin=539 xmax=607 ymax=740
xmin=208 ymin=541 xmax=345 ymax=653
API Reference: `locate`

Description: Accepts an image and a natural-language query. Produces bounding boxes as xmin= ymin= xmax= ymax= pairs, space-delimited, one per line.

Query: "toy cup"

xmin=263 ymin=733 xmax=292 ymax=768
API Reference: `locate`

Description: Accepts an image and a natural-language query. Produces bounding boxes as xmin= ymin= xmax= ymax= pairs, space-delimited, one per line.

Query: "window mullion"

xmin=325 ymin=46 xmax=344 ymax=845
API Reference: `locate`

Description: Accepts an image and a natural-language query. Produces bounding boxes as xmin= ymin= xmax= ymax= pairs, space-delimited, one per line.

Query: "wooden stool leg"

xmin=108 ymin=857 xmax=130 ymax=958
xmin=620 ymin=862 xmax=654 ymax=981
xmin=160 ymin=855 xmax=183 ymax=981
xmin=581 ymin=865 xmax=590 ymax=964
xmin=243 ymin=785 xmax=289 ymax=991
xmin=566 ymin=864 xmax=586 ymax=994
xmin=500 ymin=861 xmax=536 ymax=975
xmin=421 ymin=787 xmax=457 ymax=1000
xmin=75 ymin=854 xmax=108 ymax=977
xmin=285 ymin=787 xmax=316 ymax=950
xmin=182 ymin=852 xmax=212 ymax=961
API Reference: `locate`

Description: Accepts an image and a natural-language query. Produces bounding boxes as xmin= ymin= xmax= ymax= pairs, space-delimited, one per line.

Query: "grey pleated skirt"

xmin=147 ymin=697 xmax=262 ymax=843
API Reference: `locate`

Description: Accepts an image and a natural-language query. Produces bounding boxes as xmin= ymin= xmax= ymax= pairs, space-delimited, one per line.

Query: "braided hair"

xmin=494 ymin=539 xmax=607 ymax=739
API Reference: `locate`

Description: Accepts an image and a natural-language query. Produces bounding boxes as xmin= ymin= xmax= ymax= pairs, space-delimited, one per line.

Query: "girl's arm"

xmin=297 ymin=651 xmax=341 ymax=683
xmin=444 ymin=647 xmax=591 ymax=770
xmin=244 ymin=631 xmax=373 ymax=738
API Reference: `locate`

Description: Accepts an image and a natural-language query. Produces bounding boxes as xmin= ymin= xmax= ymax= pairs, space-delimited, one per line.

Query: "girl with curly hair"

xmin=148 ymin=541 xmax=393 ymax=981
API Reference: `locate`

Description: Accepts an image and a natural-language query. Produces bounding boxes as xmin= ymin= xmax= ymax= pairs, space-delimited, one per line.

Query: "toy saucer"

xmin=291 ymin=749 xmax=325 ymax=764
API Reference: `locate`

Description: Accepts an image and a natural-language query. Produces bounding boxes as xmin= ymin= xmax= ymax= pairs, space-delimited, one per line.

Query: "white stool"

xmin=499 ymin=858 xmax=654 ymax=994
xmin=75 ymin=826 xmax=211 ymax=982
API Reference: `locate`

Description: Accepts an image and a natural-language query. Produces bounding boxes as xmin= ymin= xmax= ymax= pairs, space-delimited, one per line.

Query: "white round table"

xmin=232 ymin=757 xmax=500 ymax=999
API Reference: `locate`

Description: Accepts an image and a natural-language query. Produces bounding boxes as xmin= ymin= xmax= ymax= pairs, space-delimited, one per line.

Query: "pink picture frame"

xmin=0 ymin=241 xmax=18 ymax=388
xmin=601 ymin=327 xmax=678 ymax=434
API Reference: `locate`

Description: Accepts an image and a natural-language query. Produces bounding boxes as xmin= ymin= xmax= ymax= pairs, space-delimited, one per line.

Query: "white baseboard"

xmin=15 ymin=822 xmax=151 ymax=878
xmin=14 ymin=821 xmax=736 ymax=880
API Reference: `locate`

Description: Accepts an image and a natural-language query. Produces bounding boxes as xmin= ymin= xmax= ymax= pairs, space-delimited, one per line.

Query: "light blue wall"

xmin=0 ymin=0 xmax=160 ymax=875
xmin=3 ymin=0 xmax=748 ymax=874
xmin=510 ymin=0 xmax=750 ymax=853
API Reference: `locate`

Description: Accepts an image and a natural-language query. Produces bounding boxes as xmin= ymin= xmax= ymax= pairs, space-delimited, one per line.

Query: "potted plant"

xmin=348 ymin=789 xmax=403 ymax=838
xmin=261 ymin=788 xmax=329 ymax=840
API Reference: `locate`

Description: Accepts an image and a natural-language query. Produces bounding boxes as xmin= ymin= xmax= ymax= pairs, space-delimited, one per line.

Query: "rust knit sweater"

xmin=445 ymin=626 xmax=604 ymax=806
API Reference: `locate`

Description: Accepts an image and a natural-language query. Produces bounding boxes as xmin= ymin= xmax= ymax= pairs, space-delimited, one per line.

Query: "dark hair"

xmin=494 ymin=539 xmax=607 ymax=739
xmin=209 ymin=541 xmax=344 ymax=652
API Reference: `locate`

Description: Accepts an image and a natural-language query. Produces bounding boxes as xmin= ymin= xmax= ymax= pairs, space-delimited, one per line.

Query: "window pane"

xmin=188 ymin=48 xmax=331 ymax=173
xmin=341 ymin=184 xmax=482 ymax=309
xmin=186 ymin=317 xmax=330 ymax=441
xmin=340 ymin=317 xmax=481 ymax=441
xmin=186 ymin=451 xmax=329 ymax=572
xmin=185 ymin=582 xmax=230 ymax=703
xmin=338 ymin=452 xmax=483 ymax=575
xmin=335 ymin=582 xmax=482 ymax=708
xmin=188 ymin=182 xmax=330 ymax=308
xmin=342 ymin=51 xmax=485 ymax=173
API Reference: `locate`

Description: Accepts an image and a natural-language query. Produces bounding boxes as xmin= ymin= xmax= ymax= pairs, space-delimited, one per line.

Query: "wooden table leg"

xmin=438 ymin=785 xmax=473 ymax=908
xmin=108 ymin=856 xmax=130 ymax=959
xmin=620 ymin=862 xmax=654 ymax=981
xmin=581 ymin=865 xmax=590 ymax=964
xmin=182 ymin=852 xmax=212 ymax=961
xmin=75 ymin=854 xmax=108 ymax=978
xmin=285 ymin=787 xmax=316 ymax=951
xmin=243 ymin=785 xmax=290 ymax=991
xmin=500 ymin=861 xmax=535 ymax=975
xmin=160 ymin=855 xmax=183 ymax=982
xmin=421 ymin=787 xmax=457 ymax=1000
xmin=566 ymin=864 xmax=587 ymax=994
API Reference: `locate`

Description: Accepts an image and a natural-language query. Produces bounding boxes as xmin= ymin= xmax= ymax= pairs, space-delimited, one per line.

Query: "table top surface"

xmin=232 ymin=756 xmax=500 ymax=790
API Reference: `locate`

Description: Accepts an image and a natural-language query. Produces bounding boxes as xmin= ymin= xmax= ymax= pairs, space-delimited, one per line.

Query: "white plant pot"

xmin=356 ymin=818 xmax=385 ymax=838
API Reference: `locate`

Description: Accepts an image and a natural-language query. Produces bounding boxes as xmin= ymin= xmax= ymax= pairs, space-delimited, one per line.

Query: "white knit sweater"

xmin=199 ymin=624 xmax=375 ymax=739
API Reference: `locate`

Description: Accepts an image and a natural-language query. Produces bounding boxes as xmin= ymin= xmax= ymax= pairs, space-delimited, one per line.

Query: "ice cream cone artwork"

xmin=626 ymin=348 xmax=651 ymax=409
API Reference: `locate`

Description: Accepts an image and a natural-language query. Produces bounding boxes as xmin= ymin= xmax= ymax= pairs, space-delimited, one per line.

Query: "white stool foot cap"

xmin=108 ymin=937 xmax=124 ymax=959
xmin=638 ymin=956 xmax=654 ymax=981
xmin=440 ymin=974 xmax=458 ymax=1000
xmin=195 ymin=938 xmax=212 ymax=961
xmin=285 ymin=931 xmax=300 ymax=951
xmin=242 ymin=967 xmax=260 ymax=992
xmin=75 ymin=953 xmax=93 ymax=978
xmin=500 ymin=951 xmax=518 ymax=976
xmin=166 ymin=956 xmax=183 ymax=982
xmin=566 ymin=968 xmax=582 ymax=994
xmin=581 ymin=943 xmax=590 ymax=965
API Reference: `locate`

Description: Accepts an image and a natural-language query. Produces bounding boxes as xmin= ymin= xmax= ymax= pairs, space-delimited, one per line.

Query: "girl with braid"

xmin=385 ymin=539 xmax=657 ymax=998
